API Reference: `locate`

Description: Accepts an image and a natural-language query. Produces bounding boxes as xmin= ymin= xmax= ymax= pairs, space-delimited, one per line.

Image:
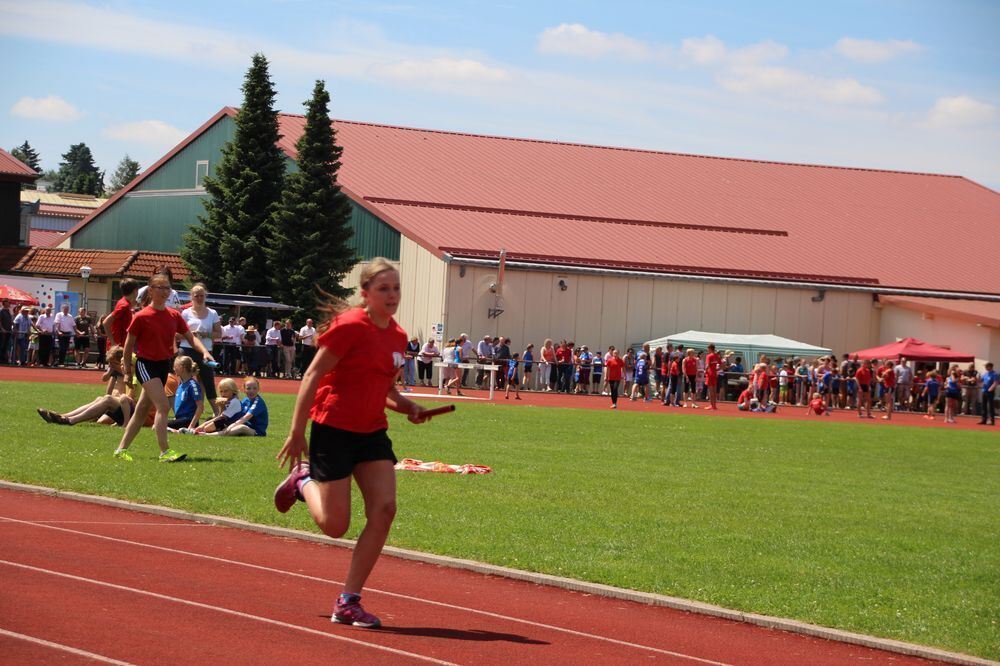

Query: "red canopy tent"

xmin=0 ymin=285 xmax=39 ymax=306
xmin=850 ymin=337 xmax=975 ymax=362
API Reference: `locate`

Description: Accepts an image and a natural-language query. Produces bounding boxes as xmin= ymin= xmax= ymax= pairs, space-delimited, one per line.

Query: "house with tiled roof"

xmin=61 ymin=107 xmax=1000 ymax=364
xmin=20 ymin=191 xmax=107 ymax=247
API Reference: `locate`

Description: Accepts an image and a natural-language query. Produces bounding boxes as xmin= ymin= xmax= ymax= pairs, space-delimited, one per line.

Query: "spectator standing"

xmin=576 ymin=345 xmax=592 ymax=395
xmin=417 ymin=337 xmax=439 ymax=386
xmin=605 ymin=348 xmax=624 ymax=409
xmin=403 ymin=336 xmax=419 ymax=388
xmin=979 ymin=362 xmax=996 ymax=426
xmin=298 ymin=318 xmax=317 ymax=373
xmin=281 ymin=318 xmax=298 ymax=379
xmin=459 ymin=334 xmax=474 ymax=387
xmin=12 ymin=304 xmax=31 ymax=366
xmin=855 ymin=359 xmax=873 ymax=418
xmin=922 ymin=372 xmax=941 ymax=420
xmin=539 ymin=338 xmax=555 ymax=391
xmin=475 ymin=335 xmax=494 ymax=389
xmin=35 ymin=306 xmax=55 ymax=367
xmin=944 ymin=368 xmax=962 ymax=424
xmin=242 ymin=325 xmax=260 ymax=376
xmin=705 ymin=344 xmax=721 ymax=410
xmin=53 ymin=304 xmax=75 ymax=366
xmin=0 ymin=299 xmax=12 ymax=364
xmin=495 ymin=336 xmax=511 ymax=390
xmin=895 ymin=360 xmax=913 ymax=411
xmin=220 ymin=316 xmax=243 ymax=375
xmin=265 ymin=320 xmax=283 ymax=378
xmin=591 ymin=349 xmax=602 ymax=394
xmin=74 ymin=307 xmax=92 ymax=367
xmin=961 ymin=364 xmax=980 ymax=416
xmin=555 ymin=340 xmax=572 ymax=393
xmin=522 ymin=343 xmax=534 ymax=391
xmin=683 ymin=349 xmax=699 ymax=408
xmin=179 ymin=284 xmax=222 ymax=414
xmin=879 ymin=360 xmax=896 ymax=420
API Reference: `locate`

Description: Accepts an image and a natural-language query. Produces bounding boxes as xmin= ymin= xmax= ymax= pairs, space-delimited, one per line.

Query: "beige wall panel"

xmin=398 ymin=239 xmax=444 ymax=341
xmin=445 ymin=264 xmax=474 ymax=341
xmin=723 ymin=284 xmax=753 ymax=333
xmin=521 ymin=271 xmax=554 ymax=348
xmin=625 ymin=278 xmax=654 ymax=346
xmin=700 ymin=283 xmax=728 ymax=333
xmin=601 ymin=278 xmax=629 ymax=350
xmin=772 ymin=289 xmax=801 ymax=340
xmin=548 ymin=274 xmax=577 ymax=342
xmin=676 ymin=281 xmax=705 ymax=332
xmin=468 ymin=266 xmax=499 ymax=339
xmin=819 ymin=290 xmax=850 ymax=354
xmin=843 ymin=292 xmax=877 ymax=354
xmin=571 ymin=274 xmax=606 ymax=348
xmin=496 ymin=269 xmax=528 ymax=346
xmin=749 ymin=287 xmax=777 ymax=334
xmin=796 ymin=290 xmax=825 ymax=346
xmin=880 ymin=305 xmax=994 ymax=369
xmin=651 ymin=280 xmax=680 ymax=337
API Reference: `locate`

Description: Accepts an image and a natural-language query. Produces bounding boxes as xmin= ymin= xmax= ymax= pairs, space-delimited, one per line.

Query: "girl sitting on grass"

xmin=167 ymin=356 xmax=203 ymax=432
xmin=192 ymin=378 xmax=244 ymax=434
xmin=202 ymin=377 xmax=268 ymax=437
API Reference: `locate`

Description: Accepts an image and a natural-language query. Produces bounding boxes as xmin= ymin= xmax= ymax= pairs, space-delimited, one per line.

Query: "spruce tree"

xmin=182 ymin=53 xmax=285 ymax=295
xmin=10 ymin=141 xmax=42 ymax=189
xmin=269 ymin=80 xmax=356 ymax=316
xmin=52 ymin=143 xmax=105 ymax=196
xmin=107 ymin=155 xmax=141 ymax=194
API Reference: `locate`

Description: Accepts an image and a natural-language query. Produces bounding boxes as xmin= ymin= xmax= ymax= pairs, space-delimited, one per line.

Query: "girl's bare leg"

xmin=344 ymin=460 xmax=396 ymax=594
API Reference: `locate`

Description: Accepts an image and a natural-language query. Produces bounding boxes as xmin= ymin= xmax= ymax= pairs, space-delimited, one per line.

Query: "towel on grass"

xmin=394 ymin=458 xmax=492 ymax=475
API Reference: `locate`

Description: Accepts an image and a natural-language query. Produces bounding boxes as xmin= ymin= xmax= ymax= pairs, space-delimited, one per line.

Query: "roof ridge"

xmin=277 ymin=112 xmax=969 ymax=181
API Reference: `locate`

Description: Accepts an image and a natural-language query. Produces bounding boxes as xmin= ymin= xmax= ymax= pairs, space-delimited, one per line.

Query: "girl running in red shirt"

xmin=113 ymin=272 xmax=213 ymax=462
xmin=274 ymin=259 xmax=432 ymax=629
xmin=604 ymin=348 xmax=625 ymax=409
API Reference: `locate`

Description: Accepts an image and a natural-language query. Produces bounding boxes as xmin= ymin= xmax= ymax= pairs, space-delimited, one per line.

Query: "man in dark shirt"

xmin=494 ymin=336 xmax=511 ymax=389
xmin=0 ymin=299 xmax=12 ymax=364
xmin=279 ymin=318 xmax=297 ymax=379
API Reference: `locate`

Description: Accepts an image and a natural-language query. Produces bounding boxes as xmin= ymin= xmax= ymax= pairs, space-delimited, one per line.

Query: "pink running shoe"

xmin=273 ymin=461 xmax=310 ymax=513
xmin=333 ymin=595 xmax=381 ymax=628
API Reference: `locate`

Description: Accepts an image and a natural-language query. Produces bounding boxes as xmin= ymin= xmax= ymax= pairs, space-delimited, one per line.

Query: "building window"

xmin=195 ymin=160 xmax=209 ymax=188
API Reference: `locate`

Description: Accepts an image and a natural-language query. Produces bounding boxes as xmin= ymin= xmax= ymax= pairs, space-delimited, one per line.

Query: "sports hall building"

xmin=63 ymin=108 xmax=1000 ymax=365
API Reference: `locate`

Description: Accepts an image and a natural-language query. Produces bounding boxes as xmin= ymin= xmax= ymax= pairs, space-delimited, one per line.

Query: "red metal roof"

xmin=71 ymin=107 xmax=1000 ymax=296
xmin=0 ymin=148 xmax=40 ymax=182
xmin=881 ymin=295 xmax=1000 ymax=328
xmin=0 ymin=247 xmax=189 ymax=281
xmin=28 ymin=228 xmax=67 ymax=248
xmin=33 ymin=204 xmax=91 ymax=220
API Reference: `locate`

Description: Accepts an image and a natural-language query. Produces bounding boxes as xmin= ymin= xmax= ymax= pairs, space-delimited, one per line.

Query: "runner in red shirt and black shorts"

xmin=704 ymin=344 xmax=721 ymax=410
xmin=274 ymin=258 xmax=434 ymax=629
xmin=854 ymin=359 xmax=874 ymax=419
xmin=113 ymin=272 xmax=213 ymax=463
xmin=101 ymin=278 xmax=139 ymax=349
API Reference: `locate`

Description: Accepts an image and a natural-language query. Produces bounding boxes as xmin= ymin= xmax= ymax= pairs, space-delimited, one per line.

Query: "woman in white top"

xmin=417 ymin=338 xmax=439 ymax=387
xmin=179 ymin=283 xmax=223 ymax=414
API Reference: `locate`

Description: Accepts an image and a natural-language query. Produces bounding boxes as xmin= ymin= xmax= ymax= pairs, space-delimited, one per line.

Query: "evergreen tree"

xmin=52 ymin=143 xmax=105 ymax=196
xmin=107 ymin=155 xmax=141 ymax=194
xmin=11 ymin=141 xmax=42 ymax=190
xmin=182 ymin=53 xmax=285 ymax=295
xmin=269 ymin=80 xmax=356 ymax=316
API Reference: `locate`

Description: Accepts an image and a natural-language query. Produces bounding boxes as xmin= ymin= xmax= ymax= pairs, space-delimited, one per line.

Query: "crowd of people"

xmin=404 ymin=335 xmax=997 ymax=424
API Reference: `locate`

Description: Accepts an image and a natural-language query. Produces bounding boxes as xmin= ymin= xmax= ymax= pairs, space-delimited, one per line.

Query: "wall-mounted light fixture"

xmin=489 ymin=282 xmax=498 ymax=293
xmin=558 ymin=279 xmax=568 ymax=291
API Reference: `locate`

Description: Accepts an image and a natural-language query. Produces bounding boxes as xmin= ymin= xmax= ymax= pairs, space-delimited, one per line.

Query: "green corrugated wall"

xmin=72 ymin=113 xmax=399 ymax=260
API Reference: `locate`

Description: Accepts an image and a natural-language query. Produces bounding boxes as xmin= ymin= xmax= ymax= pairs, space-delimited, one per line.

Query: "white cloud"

xmin=371 ymin=57 xmax=509 ymax=83
xmin=538 ymin=23 xmax=652 ymax=60
xmin=720 ymin=66 xmax=884 ymax=105
xmin=680 ymin=35 xmax=726 ymax=65
xmin=10 ymin=95 xmax=80 ymax=121
xmin=834 ymin=37 xmax=922 ymax=63
xmin=681 ymin=35 xmax=788 ymax=67
xmin=925 ymin=95 xmax=996 ymax=128
xmin=102 ymin=120 xmax=188 ymax=147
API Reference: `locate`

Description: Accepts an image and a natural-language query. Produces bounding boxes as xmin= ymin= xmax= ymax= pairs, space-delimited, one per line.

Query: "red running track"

xmin=0 ymin=489 xmax=945 ymax=665
xmin=2 ymin=365 xmax=991 ymax=432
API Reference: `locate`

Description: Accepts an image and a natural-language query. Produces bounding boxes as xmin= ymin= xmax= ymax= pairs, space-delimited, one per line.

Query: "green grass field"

xmin=1 ymin=379 xmax=997 ymax=659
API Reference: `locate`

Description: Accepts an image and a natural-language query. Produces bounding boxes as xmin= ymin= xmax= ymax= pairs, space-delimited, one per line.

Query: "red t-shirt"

xmin=109 ymin=297 xmax=133 ymax=347
xmin=669 ymin=360 xmax=680 ymax=376
xmin=881 ymin=367 xmax=896 ymax=388
xmin=809 ymin=397 xmax=826 ymax=415
xmin=738 ymin=388 xmax=754 ymax=407
xmin=683 ymin=356 xmax=697 ymax=376
xmin=705 ymin=353 xmax=721 ymax=375
xmin=855 ymin=366 xmax=872 ymax=385
xmin=127 ymin=306 xmax=188 ymax=361
xmin=555 ymin=347 xmax=571 ymax=364
xmin=605 ymin=357 xmax=624 ymax=381
xmin=310 ymin=307 xmax=407 ymax=433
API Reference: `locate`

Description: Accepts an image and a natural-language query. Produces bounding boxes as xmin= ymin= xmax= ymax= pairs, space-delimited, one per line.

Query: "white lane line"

xmin=0 ymin=627 xmax=135 ymax=665
xmin=408 ymin=393 xmax=487 ymax=402
xmin=0 ymin=559 xmax=454 ymax=666
xmin=0 ymin=516 xmax=729 ymax=665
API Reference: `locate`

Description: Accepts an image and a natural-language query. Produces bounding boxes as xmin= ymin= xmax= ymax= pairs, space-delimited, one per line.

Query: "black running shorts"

xmin=309 ymin=422 xmax=397 ymax=482
xmin=135 ymin=357 xmax=171 ymax=386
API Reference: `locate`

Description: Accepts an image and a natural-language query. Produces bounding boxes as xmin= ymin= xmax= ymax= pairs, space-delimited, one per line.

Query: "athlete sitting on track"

xmin=274 ymin=258 xmax=433 ymax=629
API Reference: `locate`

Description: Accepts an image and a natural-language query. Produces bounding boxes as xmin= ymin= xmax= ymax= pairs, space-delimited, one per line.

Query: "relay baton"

xmin=420 ymin=404 xmax=457 ymax=418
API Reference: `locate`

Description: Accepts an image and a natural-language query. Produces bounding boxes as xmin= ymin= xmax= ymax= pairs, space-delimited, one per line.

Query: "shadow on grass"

xmin=175 ymin=457 xmax=239 ymax=464
xmin=319 ymin=617 xmax=548 ymax=644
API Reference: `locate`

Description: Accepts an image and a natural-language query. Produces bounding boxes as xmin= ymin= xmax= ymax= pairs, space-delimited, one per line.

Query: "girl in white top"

xmin=179 ymin=283 xmax=223 ymax=414
xmin=195 ymin=378 xmax=244 ymax=434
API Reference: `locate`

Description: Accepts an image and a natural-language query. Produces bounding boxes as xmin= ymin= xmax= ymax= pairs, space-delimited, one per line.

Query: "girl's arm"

xmin=104 ymin=374 xmax=116 ymax=395
xmin=276 ymin=346 xmax=339 ymax=469
xmin=385 ymin=387 xmax=430 ymax=424
xmin=122 ymin=332 xmax=137 ymax=385
xmin=189 ymin=393 xmax=204 ymax=430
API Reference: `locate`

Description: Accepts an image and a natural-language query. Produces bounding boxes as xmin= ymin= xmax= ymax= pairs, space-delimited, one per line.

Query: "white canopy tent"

xmin=643 ymin=331 xmax=832 ymax=363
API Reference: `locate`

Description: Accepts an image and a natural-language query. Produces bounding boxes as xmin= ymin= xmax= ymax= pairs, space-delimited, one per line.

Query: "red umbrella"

xmin=850 ymin=337 xmax=974 ymax=362
xmin=0 ymin=285 xmax=39 ymax=306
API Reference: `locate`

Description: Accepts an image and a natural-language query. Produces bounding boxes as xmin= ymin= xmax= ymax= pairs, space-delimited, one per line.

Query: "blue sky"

xmin=1 ymin=0 xmax=998 ymax=189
